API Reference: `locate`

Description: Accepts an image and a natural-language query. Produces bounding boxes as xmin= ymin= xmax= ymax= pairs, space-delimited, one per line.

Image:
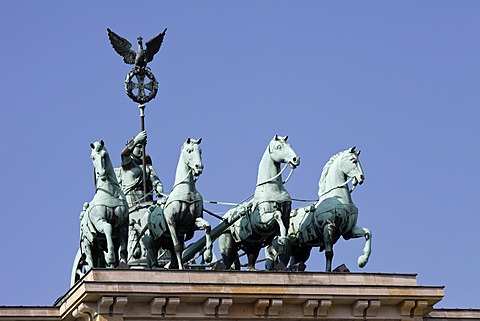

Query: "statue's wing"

xmin=107 ymin=28 xmax=135 ymax=65
xmin=145 ymin=28 xmax=167 ymax=63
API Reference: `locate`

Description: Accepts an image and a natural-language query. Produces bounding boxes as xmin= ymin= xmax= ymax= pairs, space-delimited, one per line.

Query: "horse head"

xmin=182 ymin=138 xmax=204 ymax=177
xmin=340 ymin=147 xmax=364 ymax=187
xmin=268 ymin=135 xmax=300 ymax=168
xmin=90 ymin=140 xmax=108 ymax=182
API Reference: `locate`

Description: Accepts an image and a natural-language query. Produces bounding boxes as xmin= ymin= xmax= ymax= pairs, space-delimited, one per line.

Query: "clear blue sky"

xmin=1 ymin=1 xmax=479 ymax=308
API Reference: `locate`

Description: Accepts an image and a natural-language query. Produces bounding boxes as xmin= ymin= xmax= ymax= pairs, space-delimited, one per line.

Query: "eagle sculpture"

xmin=107 ymin=28 xmax=167 ymax=69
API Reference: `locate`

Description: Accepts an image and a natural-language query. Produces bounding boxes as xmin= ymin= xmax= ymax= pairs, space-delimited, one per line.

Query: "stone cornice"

xmin=1 ymin=270 xmax=446 ymax=321
xmin=426 ymin=309 xmax=480 ymax=320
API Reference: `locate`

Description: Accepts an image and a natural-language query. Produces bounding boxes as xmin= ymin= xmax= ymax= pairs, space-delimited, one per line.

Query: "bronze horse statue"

xmin=219 ymin=135 xmax=300 ymax=270
xmin=144 ymin=138 xmax=212 ymax=269
xmin=78 ymin=141 xmax=129 ymax=274
xmin=266 ymin=147 xmax=371 ymax=272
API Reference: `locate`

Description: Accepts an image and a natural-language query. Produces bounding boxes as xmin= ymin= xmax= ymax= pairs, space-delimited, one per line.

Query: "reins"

xmin=202 ymin=164 xmax=296 ymax=210
xmin=170 ymin=168 xmax=197 ymax=191
xmin=291 ymin=177 xmax=358 ymax=206
xmin=256 ymin=165 xmax=293 ymax=187
xmin=313 ymin=177 xmax=356 ymax=208
xmin=318 ymin=177 xmax=354 ymax=198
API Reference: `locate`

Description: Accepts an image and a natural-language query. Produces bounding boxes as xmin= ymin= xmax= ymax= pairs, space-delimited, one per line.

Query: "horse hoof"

xmin=204 ymin=250 xmax=213 ymax=263
xmin=358 ymin=256 xmax=368 ymax=268
xmin=213 ymin=262 xmax=227 ymax=270
xmin=133 ymin=249 xmax=142 ymax=259
xmin=274 ymin=262 xmax=287 ymax=271
xmin=104 ymin=253 xmax=116 ymax=267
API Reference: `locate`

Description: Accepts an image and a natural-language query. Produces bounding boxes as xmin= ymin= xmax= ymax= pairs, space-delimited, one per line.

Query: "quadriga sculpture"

xmin=144 ymin=138 xmax=212 ymax=269
xmin=267 ymin=147 xmax=371 ymax=272
xmin=79 ymin=141 xmax=129 ymax=271
xmin=219 ymin=135 xmax=300 ymax=270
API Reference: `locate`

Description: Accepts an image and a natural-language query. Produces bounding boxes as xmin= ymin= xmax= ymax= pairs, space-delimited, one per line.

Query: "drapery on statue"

xmin=116 ymin=130 xmax=163 ymax=207
xmin=114 ymin=131 xmax=164 ymax=266
xmin=107 ymin=28 xmax=167 ymax=70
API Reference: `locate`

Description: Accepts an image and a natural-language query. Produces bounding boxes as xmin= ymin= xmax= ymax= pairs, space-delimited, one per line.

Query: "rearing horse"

xmin=277 ymin=147 xmax=371 ymax=272
xmin=80 ymin=141 xmax=129 ymax=270
xmin=156 ymin=138 xmax=212 ymax=269
xmin=219 ymin=135 xmax=300 ymax=270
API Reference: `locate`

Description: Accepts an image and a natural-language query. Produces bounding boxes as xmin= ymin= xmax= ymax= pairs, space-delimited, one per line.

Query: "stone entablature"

xmin=0 ymin=270 xmax=447 ymax=321
xmin=426 ymin=309 xmax=480 ymax=320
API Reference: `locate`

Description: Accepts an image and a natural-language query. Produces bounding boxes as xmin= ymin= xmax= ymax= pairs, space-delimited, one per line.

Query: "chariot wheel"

xmin=70 ymin=249 xmax=84 ymax=286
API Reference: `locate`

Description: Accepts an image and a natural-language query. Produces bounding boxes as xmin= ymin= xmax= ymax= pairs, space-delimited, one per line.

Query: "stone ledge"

xmin=0 ymin=307 xmax=60 ymax=320
xmin=1 ymin=270 xmax=445 ymax=321
xmin=84 ymin=269 xmax=421 ymax=286
xmin=426 ymin=309 xmax=480 ymax=320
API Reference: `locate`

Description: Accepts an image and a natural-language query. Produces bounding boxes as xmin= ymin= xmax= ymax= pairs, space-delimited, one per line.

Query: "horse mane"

xmin=92 ymin=143 xmax=119 ymax=187
xmin=104 ymin=150 xmax=120 ymax=185
xmin=318 ymin=149 xmax=349 ymax=196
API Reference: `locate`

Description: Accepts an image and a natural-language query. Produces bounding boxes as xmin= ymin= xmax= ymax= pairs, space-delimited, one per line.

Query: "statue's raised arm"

xmin=117 ymin=130 xmax=163 ymax=207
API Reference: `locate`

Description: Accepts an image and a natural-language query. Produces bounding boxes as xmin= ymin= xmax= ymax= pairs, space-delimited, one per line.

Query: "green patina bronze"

xmin=266 ymin=147 xmax=372 ymax=272
xmin=73 ymin=141 xmax=129 ymax=284
xmin=218 ymin=135 xmax=300 ymax=271
xmin=70 ymin=29 xmax=373 ymax=281
xmin=114 ymin=130 xmax=164 ymax=266
xmin=107 ymin=28 xmax=166 ymax=104
xmin=144 ymin=138 xmax=213 ymax=270
xmin=116 ymin=130 xmax=164 ymax=207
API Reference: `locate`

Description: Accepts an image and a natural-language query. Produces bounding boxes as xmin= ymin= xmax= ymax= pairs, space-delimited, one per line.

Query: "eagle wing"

xmin=107 ymin=28 xmax=136 ymax=65
xmin=145 ymin=28 xmax=167 ymax=63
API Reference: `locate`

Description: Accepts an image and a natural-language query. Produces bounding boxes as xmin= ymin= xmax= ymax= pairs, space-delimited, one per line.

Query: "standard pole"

xmin=139 ymin=104 xmax=148 ymax=197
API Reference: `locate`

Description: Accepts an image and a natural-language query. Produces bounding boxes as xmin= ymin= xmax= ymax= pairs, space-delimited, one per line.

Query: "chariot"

xmin=71 ymin=28 xmax=372 ymax=285
xmin=72 ymin=136 xmax=371 ymax=285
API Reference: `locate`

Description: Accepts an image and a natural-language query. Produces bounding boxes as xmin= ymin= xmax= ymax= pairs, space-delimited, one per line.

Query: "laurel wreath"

xmin=124 ymin=68 xmax=158 ymax=104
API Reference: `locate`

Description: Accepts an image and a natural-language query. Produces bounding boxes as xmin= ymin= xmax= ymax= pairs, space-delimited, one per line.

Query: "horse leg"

xmin=323 ymin=223 xmax=335 ymax=272
xmin=276 ymin=237 xmax=291 ymax=271
xmin=82 ymin=240 xmax=94 ymax=271
xmin=245 ymin=243 xmax=262 ymax=271
xmin=265 ymin=243 xmax=276 ymax=271
xmin=117 ymin=218 xmax=129 ymax=267
xmin=275 ymin=203 xmax=291 ymax=268
xmin=258 ymin=206 xmax=288 ymax=244
xmin=167 ymin=245 xmax=179 ymax=269
xmin=219 ymin=231 xmax=237 ymax=269
xmin=347 ymin=226 xmax=372 ymax=268
xmin=128 ymin=220 xmax=142 ymax=260
xmin=90 ymin=205 xmax=116 ymax=267
xmin=79 ymin=222 xmax=94 ymax=271
xmin=165 ymin=205 xmax=183 ymax=269
xmin=113 ymin=206 xmax=128 ymax=266
xmin=143 ymin=234 xmax=158 ymax=268
xmin=290 ymin=245 xmax=311 ymax=271
xmin=168 ymin=224 xmax=183 ymax=269
xmin=95 ymin=220 xmax=115 ymax=267
xmin=265 ymin=236 xmax=290 ymax=271
xmin=273 ymin=210 xmax=287 ymax=241
xmin=195 ymin=217 xmax=213 ymax=263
